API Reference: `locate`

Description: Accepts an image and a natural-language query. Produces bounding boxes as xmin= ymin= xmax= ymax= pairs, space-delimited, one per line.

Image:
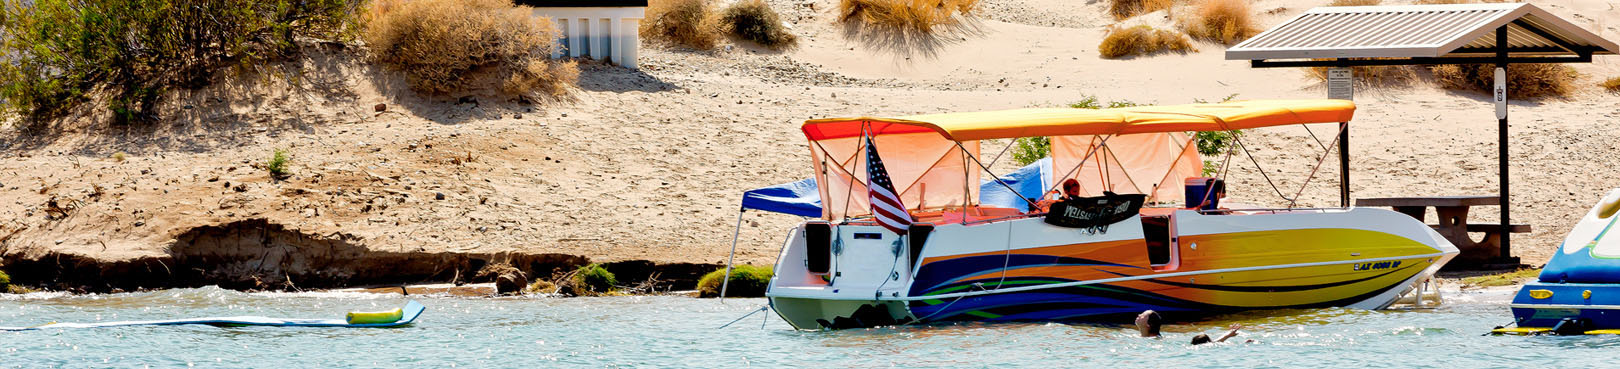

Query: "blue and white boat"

xmin=1504 ymin=189 xmax=1620 ymax=334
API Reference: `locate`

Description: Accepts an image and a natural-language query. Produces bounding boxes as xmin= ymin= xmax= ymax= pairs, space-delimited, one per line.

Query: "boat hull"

xmin=767 ymin=208 xmax=1457 ymax=330
xmin=1510 ymin=282 xmax=1620 ymax=330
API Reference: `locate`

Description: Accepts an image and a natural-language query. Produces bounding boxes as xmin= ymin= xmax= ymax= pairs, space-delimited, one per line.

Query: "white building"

xmin=520 ymin=0 xmax=647 ymax=70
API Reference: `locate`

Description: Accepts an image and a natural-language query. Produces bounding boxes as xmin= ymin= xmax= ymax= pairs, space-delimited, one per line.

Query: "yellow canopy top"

xmin=802 ymin=99 xmax=1356 ymax=141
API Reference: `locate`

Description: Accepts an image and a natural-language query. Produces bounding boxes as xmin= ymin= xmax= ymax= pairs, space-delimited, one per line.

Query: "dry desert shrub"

xmin=365 ymin=0 xmax=577 ymax=98
xmin=1179 ymin=0 xmax=1259 ymax=45
xmin=1328 ymin=0 xmax=1381 ymax=6
xmin=1428 ymin=64 xmax=1578 ymax=99
xmin=1098 ymin=25 xmax=1196 ymax=59
xmin=1604 ymin=76 xmax=1620 ymax=92
xmin=838 ymin=0 xmax=979 ymax=35
xmin=1109 ymin=0 xmax=1174 ymax=20
xmin=643 ymin=0 xmax=722 ymax=50
xmin=720 ymin=0 xmax=798 ymax=50
xmin=1304 ymin=60 xmax=1419 ymax=87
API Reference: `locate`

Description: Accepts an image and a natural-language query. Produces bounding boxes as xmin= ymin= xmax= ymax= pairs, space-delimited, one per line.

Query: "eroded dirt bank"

xmin=2 ymin=218 xmax=714 ymax=293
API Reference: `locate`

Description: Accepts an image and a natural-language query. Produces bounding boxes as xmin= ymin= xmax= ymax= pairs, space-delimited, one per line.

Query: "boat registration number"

xmin=1352 ymin=261 xmax=1401 ymax=271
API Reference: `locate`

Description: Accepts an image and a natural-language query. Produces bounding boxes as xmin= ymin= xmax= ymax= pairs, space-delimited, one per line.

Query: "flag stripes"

xmin=865 ymin=134 xmax=912 ymax=235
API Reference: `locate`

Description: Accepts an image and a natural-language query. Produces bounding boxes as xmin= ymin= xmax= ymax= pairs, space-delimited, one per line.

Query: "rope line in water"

xmin=718 ymin=306 xmax=770 ymax=329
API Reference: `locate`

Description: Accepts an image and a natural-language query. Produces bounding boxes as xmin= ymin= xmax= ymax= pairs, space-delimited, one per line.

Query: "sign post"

xmin=1327 ymin=67 xmax=1352 ymax=207
xmin=1327 ymin=68 xmax=1353 ymax=101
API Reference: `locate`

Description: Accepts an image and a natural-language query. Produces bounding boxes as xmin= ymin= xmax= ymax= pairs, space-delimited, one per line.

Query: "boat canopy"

xmin=803 ymin=99 xmax=1355 ymax=221
xmin=802 ymin=99 xmax=1355 ymax=141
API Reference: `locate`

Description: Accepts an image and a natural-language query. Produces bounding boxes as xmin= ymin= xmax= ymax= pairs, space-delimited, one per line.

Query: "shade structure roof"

xmin=802 ymin=99 xmax=1356 ymax=142
xmin=1226 ymin=3 xmax=1619 ymax=61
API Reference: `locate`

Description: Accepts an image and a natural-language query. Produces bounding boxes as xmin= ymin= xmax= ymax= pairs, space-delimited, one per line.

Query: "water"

xmin=0 ymin=287 xmax=1611 ymax=368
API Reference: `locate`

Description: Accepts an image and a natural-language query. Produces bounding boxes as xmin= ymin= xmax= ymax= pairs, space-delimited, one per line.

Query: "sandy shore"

xmin=0 ymin=0 xmax=1616 ymax=290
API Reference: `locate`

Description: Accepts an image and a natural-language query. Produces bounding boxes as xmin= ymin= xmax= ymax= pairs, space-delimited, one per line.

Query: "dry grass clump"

xmin=1328 ymin=0 xmax=1381 ymax=6
xmin=643 ymin=0 xmax=722 ymax=50
xmin=365 ymin=0 xmax=577 ymax=98
xmin=1603 ymin=76 xmax=1620 ymax=92
xmin=1179 ymin=0 xmax=1259 ymax=45
xmin=1429 ymin=64 xmax=1578 ymax=99
xmin=720 ymin=0 xmax=798 ymax=50
xmin=1098 ymin=25 xmax=1196 ymax=59
xmin=1304 ymin=59 xmax=1419 ymax=87
xmin=1109 ymin=0 xmax=1174 ymax=20
xmin=838 ymin=0 xmax=979 ymax=35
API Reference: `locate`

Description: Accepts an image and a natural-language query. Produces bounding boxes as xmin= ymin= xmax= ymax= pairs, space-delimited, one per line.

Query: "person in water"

xmin=1135 ymin=310 xmax=1163 ymax=338
xmin=1135 ymin=310 xmax=1245 ymax=344
xmin=1190 ymin=323 xmax=1243 ymax=345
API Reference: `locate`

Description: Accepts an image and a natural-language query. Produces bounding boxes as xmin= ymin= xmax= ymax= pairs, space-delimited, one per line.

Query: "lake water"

xmin=0 ymin=286 xmax=1610 ymax=368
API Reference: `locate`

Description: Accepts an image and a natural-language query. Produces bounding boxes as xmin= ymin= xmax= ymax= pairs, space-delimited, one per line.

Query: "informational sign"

xmin=1327 ymin=67 xmax=1353 ymax=101
xmin=1494 ymin=67 xmax=1507 ymax=120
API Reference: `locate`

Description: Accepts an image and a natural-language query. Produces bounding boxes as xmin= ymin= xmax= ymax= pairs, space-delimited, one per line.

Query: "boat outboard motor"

xmin=1550 ymin=317 xmax=1593 ymax=335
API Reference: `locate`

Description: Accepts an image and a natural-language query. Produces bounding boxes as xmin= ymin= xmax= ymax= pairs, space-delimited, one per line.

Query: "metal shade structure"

xmin=1225 ymin=3 xmax=1619 ymax=267
xmin=1228 ymin=3 xmax=1618 ymax=65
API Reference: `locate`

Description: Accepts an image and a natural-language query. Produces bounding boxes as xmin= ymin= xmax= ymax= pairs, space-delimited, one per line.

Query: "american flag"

xmin=865 ymin=135 xmax=912 ymax=235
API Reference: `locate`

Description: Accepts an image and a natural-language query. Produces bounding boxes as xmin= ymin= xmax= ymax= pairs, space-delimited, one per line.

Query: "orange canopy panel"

xmin=1052 ymin=133 xmax=1201 ymax=203
xmin=809 ymin=133 xmax=980 ymax=221
xmin=802 ymin=99 xmax=1355 ymax=141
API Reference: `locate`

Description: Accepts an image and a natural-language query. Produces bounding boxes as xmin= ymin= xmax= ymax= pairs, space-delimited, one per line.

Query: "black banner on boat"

xmin=1044 ymin=193 xmax=1146 ymax=231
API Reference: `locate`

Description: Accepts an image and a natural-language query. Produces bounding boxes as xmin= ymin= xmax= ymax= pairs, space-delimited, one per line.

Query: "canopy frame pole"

xmin=952 ymin=147 xmax=965 ymax=224
xmin=840 ymin=122 xmax=870 ymax=221
xmin=720 ymin=207 xmax=745 ymax=302
xmin=1339 ymin=121 xmax=1350 ymax=208
xmin=957 ymin=141 xmax=1041 ymax=210
xmin=1497 ymin=26 xmax=1514 ymax=263
xmin=1046 ymin=133 xmax=1121 ymax=197
xmin=1291 ymin=123 xmax=1349 ymax=206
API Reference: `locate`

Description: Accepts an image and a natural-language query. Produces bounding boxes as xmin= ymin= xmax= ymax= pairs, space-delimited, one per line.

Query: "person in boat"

xmin=1190 ymin=323 xmax=1243 ymax=345
xmin=1033 ymin=179 xmax=1084 ymax=213
xmin=1192 ymin=178 xmax=1226 ymax=210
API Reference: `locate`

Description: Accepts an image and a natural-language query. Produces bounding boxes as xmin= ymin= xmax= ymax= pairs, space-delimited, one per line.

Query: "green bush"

xmin=0 ymin=0 xmax=365 ymax=123
xmin=0 ymin=270 xmax=10 ymax=291
xmin=720 ymin=0 xmax=798 ymax=50
xmin=696 ymin=265 xmax=773 ymax=297
xmin=1010 ymin=137 xmax=1050 ymax=167
xmin=572 ymin=263 xmax=618 ymax=294
xmin=267 ymin=149 xmax=290 ymax=178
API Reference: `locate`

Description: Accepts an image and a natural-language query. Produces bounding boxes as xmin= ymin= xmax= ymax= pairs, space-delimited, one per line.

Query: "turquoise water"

xmin=0 ymin=287 xmax=1611 ymax=368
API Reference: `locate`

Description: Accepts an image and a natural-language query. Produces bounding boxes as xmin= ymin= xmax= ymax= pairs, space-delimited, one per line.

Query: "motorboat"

xmin=1499 ymin=189 xmax=1620 ymax=335
xmin=764 ymin=99 xmax=1460 ymax=329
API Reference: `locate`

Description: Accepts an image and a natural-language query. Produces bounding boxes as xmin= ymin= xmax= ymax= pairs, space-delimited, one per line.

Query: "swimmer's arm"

xmin=1215 ymin=323 xmax=1241 ymax=343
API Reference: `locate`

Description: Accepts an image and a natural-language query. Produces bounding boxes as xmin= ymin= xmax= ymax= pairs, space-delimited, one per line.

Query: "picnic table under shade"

xmin=1357 ymin=196 xmax=1528 ymax=269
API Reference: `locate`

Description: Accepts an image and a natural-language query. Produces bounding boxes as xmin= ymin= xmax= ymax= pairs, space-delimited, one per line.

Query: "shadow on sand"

xmin=573 ymin=60 xmax=682 ymax=93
